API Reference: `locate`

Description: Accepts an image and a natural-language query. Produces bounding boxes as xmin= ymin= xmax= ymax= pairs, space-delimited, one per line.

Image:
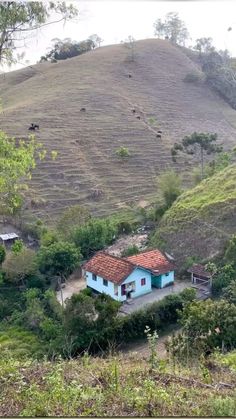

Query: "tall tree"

xmin=57 ymin=205 xmax=91 ymax=240
xmin=38 ymin=241 xmax=80 ymax=305
xmin=153 ymin=12 xmax=189 ymax=46
xmin=123 ymin=35 xmax=136 ymax=61
xmin=0 ymin=1 xmax=78 ymax=65
xmin=171 ymin=132 xmax=223 ymax=179
xmin=88 ymin=34 xmax=103 ymax=48
xmin=0 ymin=131 xmax=45 ymax=215
xmin=193 ymin=37 xmax=215 ymax=56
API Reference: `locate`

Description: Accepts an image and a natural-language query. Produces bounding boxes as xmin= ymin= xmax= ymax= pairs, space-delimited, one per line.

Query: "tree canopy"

xmin=153 ymin=12 xmax=189 ymax=46
xmin=40 ymin=37 xmax=96 ymax=62
xmin=38 ymin=241 xmax=80 ymax=280
xmin=0 ymin=131 xmax=45 ymax=214
xmin=0 ymin=1 xmax=78 ymax=65
xmin=56 ymin=205 xmax=91 ymax=240
xmin=171 ymin=132 xmax=223 ymax=179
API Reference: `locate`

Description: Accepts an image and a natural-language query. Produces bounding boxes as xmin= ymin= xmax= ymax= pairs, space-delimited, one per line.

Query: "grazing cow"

xmin=128 ymin=74 xmax=132 ymax=78
xmin=28 ymin=123 xmax=39 ymax=131
xmin=136 ymin=116 xmax=141 ymax=120
xmin=132 ymin=109 xmax=136 ymax=113
xmin=157 ymin=130 xmax=162 ymax=134
xmin=80 ymin=108 xmax=86 ymax=112
xmin=156 ymin=133 xmax=162 ymax=138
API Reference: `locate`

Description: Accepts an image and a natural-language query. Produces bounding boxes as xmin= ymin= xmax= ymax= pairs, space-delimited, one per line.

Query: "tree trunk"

xmin=58 ymin=276 xmax=64 ymax=308
xmin=200 ymin=146 xmax=204 ymax=179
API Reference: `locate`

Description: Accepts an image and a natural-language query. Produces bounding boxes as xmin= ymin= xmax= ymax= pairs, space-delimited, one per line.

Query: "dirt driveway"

xmin=56 ymin=277 xmax=86 ymax=305
xmin=119 ymin=281 xmax=191 ymax=315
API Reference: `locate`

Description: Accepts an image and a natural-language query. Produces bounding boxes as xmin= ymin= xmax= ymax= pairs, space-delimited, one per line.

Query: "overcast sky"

xmin=5 ymin=1 xmax=236 ymax=71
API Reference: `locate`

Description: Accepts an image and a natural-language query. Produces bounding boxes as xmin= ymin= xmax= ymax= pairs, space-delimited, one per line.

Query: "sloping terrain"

xmin=0 ymin=350 xmax=236 ymax=416
xmin=0 ymin=39 xmax=236 ymax=222
xmin=153 ymin=165 xmax=236 ymax=266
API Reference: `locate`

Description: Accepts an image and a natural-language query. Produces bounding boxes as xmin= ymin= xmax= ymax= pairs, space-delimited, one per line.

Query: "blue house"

xmin=83 ymin=249 xmax=175 ymax=302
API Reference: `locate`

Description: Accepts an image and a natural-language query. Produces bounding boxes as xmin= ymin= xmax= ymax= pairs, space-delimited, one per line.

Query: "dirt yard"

xmin=106 ymin=233 xmax=148 ymax=256
xmin=56 ymin=277 xmax=86 ymax=305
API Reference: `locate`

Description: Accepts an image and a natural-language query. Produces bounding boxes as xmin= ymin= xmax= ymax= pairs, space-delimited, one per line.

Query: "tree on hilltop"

xmin=153 ymin=12 xmax=189 ymax=46
xmin=88 ymin=34 xmax=103 ymax=48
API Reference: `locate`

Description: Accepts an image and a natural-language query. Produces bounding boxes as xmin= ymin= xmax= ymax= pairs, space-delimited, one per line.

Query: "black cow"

xmin=156 ymin=133 xmax=162 ymax=138
xmin=80 ymin=108 xmax=86 ymax=112
xmin=28 ymin=123 xmax=39 ymax=131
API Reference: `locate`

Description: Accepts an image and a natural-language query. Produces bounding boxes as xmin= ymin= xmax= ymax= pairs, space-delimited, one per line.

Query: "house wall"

xmin=85 ymin=267 xmax=152 ymax=302
xmin=86 ymin=272 xmax=119 ymax=300
xmin=160 ymin=270 xmax=174 ymax=287
xmin=120 ymin=268 xmax=152 ymax=301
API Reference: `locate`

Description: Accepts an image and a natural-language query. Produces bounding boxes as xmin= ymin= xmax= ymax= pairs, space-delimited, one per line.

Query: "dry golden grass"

xmin=0 ymin=39 xmax=236 ymax=222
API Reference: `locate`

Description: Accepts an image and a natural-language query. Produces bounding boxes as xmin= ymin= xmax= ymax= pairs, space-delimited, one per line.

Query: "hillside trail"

xmin=119 ymin=325 xmax=181 ymax=359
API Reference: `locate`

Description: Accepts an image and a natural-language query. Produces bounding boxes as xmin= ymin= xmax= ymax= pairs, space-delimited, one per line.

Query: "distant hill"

xmin=152 ymin=164 xmax=236 ymax=266
xmin=0 ymin=39 xmax=236 ymax=222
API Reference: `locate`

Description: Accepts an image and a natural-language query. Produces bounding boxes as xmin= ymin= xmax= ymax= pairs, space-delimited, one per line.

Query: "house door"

xmin=121 ymin=284 xmax=126 ymax=297
xmin=151 ymin=275 xmax=162 ymax=288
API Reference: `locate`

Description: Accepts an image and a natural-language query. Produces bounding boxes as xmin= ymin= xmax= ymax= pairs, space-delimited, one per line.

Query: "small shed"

xmin=187 ymin=264 xmax=212 ymax=288
xmin=0 ymin=232 xmax=19 ymax=247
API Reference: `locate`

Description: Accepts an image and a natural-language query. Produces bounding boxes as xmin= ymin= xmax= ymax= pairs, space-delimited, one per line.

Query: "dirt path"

xmin=120 ymin=325 xmax=181 ymax=359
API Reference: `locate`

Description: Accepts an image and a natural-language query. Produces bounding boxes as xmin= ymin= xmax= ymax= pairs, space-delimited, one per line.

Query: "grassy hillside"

xmin=1 ymin=39 xmax=236 ymax=222
xmin=0 ymin=350 xmax=236 ymax=416
xmin=152 ymin=164 xmax=236 ymax=265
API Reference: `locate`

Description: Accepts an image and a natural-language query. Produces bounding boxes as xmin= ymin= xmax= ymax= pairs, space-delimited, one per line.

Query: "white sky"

xmin=5 ymin=1 xmax=236 ymax=71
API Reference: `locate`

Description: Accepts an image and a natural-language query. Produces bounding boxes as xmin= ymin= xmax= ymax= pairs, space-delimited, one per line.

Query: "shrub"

xmin=183 ymin=71 xmax=204 ymax=83
xmin=115 ymin=289 xmax=196 ymax=343
xmin=115 ymin=146 xmax=130 ymax=159
xmin=158 ymin=170 xmax=182 ymax=208
xmin=0 ymin=244 xmax=6 ymax=265
xmin=121 ymin=245 xmax=140 ymax=257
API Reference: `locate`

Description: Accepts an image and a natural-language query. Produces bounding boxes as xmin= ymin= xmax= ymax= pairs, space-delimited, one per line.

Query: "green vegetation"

xmin=0 ymin=1 xmax=78 ymax=65
xmin=72 ymin=218 xmax=117 ymax=258
xmin=151 ymin=164 xmax=236 ymax=263
xmin=40 ymin=37 xmax=97 ymax=63
xmin=0 ymin=131 xmax=46 ymax=214
xmin=115 ymin=146 xmax=130 ymax=159
xmin=0 ymin=347 xmax=236 ymax=416
xmin=154 ymin=12 xmax=189 ymax=45
xmin=171 ymin=132 xmax=223 ymax=179
xmin=183 ymin=71 xmax=204 ymax=83
xmin=56 ymin=205 xmax=91 ymax=240
xmin=121 ymin=244 xmax=140 ymax=257
xmin=154 ymin=164 xmax=236 ymax=233
xmin=168 ymin=299 xmax=236 ymax=359
xmin=158 ymin=170 xmax=182 ymax=208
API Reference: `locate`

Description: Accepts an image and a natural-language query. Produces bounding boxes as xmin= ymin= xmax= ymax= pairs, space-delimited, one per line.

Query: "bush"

xmin=158 ymin=170 xmax=182 ymax=209
xmin=121 ymin=245 xmax=140 ymax=257
xmin=212 ymin=264 xmax=235 ymax=296
xmin=115 ymin=146 xmax=130 ymax=159
xmin=183 ymin=71 xmax=204 ymax=83
xmin=115 ymin=289 xmax=196 ymax=343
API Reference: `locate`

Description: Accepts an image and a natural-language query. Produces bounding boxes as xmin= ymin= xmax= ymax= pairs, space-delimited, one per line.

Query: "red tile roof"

xmin=83 ymin=252 xmax=135 ymax=285
xmin=187 ymin=264 xmax=212 ymax=279
xmin=126 ymin=249 xmax=174 ymax=275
